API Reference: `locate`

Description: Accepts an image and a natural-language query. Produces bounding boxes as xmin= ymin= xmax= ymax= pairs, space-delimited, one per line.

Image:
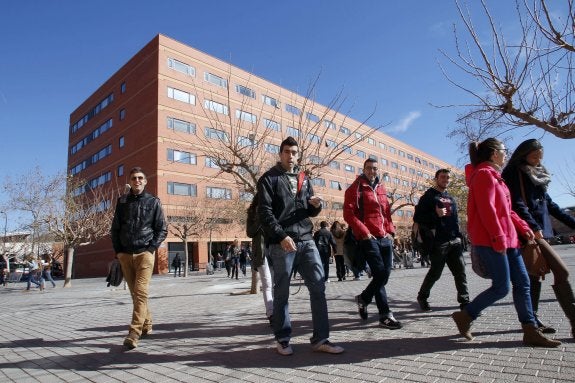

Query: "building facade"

xmin=68 ymin=34 xmax=455 ymax=278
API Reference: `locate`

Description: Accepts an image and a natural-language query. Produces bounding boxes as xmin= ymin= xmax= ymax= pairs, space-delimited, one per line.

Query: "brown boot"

xmin=552 ymin=281 xmax=575 ymax=339
xmin=522 ymin=324 xmax=561 ymax=348
xmin=123 ymin=332 xmax=139 ymax=350
xmin=452 ymin=310 xmax=474 ymax=340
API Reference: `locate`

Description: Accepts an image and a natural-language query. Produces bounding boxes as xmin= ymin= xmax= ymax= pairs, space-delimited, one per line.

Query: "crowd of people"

xmin=109 ymin=136 xmax=573 ymax=355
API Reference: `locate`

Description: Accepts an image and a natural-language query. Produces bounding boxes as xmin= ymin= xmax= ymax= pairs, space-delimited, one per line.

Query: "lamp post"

xmin=0 ymin=211 xmax=8 ymax=273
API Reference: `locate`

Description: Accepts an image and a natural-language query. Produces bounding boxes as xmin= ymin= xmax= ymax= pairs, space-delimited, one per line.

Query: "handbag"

xmin=521 ymin=239 xmax=550 ymax=279
xmin=470 ymin=246 xmax=490 ymax=279
xmin=106 ymin=259 xmax=124 ymax=287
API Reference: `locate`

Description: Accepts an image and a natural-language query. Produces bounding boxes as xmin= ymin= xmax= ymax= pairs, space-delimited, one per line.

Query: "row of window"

xmin=71 ymin=93 xmax=114 ymax=134
xmin=70 ymin=145 xmax=112 ymax=176
xmin=71 ymin=119 xmax=113 ymax=155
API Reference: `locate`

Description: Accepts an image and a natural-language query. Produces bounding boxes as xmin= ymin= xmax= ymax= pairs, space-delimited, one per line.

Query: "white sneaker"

xmin=276 ymin=341 xmax=293 ymax=356
xmin=313 ymin=340 xmax=344 ymax=354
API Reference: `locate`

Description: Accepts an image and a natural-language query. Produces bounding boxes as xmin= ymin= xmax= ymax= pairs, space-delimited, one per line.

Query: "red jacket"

xmin=465 ymin=162 xmax=530 ymax=251
xmin=343 ymin=175 xmax=395 ymax=240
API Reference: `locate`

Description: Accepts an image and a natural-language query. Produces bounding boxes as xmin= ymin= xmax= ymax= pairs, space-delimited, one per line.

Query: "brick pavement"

xmin=1 ymin=245 xmax=575 ymax=383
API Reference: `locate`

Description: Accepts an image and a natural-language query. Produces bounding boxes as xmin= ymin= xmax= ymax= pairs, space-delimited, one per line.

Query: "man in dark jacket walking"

xmin=414 ymin=168 xmax=469 ymax=312
xmin=111 ymin=167 xmax=167 ymax=350
xmin=343 ymin=158 xmax=401 ymax=330
xmin=313 ymin=221 xmax=337 ymax=282
xmin=258 ymin=136 xmax=343 ymax=356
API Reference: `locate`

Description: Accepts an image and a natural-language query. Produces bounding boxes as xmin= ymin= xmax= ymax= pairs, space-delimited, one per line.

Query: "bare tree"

xmin=441 ymin=0 xmax=575 ymax=141
xmin=44 ymin=175 xmax=117 ymax=287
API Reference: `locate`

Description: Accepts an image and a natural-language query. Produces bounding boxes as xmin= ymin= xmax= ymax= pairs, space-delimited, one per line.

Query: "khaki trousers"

xmin=118 ymin=251 xmax=155 ymax=336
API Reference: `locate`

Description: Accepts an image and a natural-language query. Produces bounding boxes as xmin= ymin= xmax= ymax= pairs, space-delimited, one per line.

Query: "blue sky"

xmin=1 ymin=0 xmax=573 ymax=226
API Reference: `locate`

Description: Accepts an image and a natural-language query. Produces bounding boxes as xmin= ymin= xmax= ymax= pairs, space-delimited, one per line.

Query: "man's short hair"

xmin=434 ymin=168 xmax=450 ymax=179
xmin=130 ymin=166 xmax=146 ymax=177
xmin=280 ymin=136 xmax=298 ymax=153
xmin=363 ymin=158 xmax=377 ymax=168
xmin=320 ymin=221 xmax=328 ymax=228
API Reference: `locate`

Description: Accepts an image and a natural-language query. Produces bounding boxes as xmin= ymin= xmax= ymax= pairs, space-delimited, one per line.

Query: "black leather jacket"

xmin=257 ymin=164 xmax=320 ymax=244
xmin=111 ymin=191 xmax=167 ymax=254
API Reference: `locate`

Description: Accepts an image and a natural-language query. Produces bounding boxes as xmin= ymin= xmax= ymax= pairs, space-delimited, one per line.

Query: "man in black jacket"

xmin=258 ymin=136 xmax=343 ymax=356
xmin=111 ymin=167 xmax=167 ymax=350
xmin=414 ymin=168 xmax=469 ymax=312
xmin=313 ymin=221 xmax=337 ymax=282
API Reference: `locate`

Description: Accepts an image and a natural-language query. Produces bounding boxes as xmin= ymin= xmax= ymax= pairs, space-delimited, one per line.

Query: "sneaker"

xmin=355 ymin=295 xmax=368 ymax=320
xmin=380 ymin=316 xmax=402 ymax=330
xmin=142 ymin=324 xmax=153 ymax=336
xmin=313 ymin=340 xmax=344 ymax=354
xmin=123 ymin=333 xmax=139 ymax=350
xmin=276 ymin=341 xmax=293 ymax=356
xmin=417 ymin=298 xmax=432 ymax=312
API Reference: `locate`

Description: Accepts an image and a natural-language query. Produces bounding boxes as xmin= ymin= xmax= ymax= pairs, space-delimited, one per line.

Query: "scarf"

xmin=520 ymin=164 xmax=551 ymax=191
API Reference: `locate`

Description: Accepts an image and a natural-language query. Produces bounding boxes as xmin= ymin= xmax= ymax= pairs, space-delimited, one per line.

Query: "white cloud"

xmin=387 ymin=111 xmax=422 ymax=133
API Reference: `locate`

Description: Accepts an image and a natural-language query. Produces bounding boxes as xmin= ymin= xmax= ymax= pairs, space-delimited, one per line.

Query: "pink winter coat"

xmin=465 ymin=162 xmax=530 ymax=252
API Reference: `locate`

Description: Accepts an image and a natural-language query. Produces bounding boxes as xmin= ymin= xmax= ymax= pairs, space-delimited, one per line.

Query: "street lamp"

xmin=0 ymin=211 xmax=8 ymax=273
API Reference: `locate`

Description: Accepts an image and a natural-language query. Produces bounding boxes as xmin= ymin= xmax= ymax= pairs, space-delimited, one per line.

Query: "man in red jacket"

xmin=343 ymin=158 xmax=401 ymax=329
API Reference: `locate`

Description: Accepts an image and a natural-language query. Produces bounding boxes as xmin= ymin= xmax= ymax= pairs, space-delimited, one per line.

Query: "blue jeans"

xmin=465 ymin=246 xmax=535 ymax=325
xmin=267 ymin=240 xmax=329 ymax=345
xmin=358 ymin=237 xmax=394 ymax=318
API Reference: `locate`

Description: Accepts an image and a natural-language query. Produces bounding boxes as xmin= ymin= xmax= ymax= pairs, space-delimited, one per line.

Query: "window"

xmin=168 ymin=149 xmax=196 ymax=165
xmin=207 ymin=186 xmax=231 ymax=199
xmin=70 ymin=118 xmax=113 ymax=155
xmin=339 ymin=126 xmax=351 ymax=135
xmin=167 ymin=117 xmax=196 ymax=134
xmin=307 ymin=133 xmax=320 ymax=144
xmin=311 ymin=178 xmax=325 ymax=187
xmin=324 ymin=120 xmax=336 ymax=130
xmin=400 ymin=165 xmax=407 ymax=172
xmin=367 ymin=137 xmax=375 ymax=146
xmin=407 ymin=153 xmax=414 ymax=161
xmin=237 ymin=135 xmax=256 ymax=148
xmin=167 ymin=58 xmax=196 ymax=76
xmin=355 ymin=132 xmax=363 ymax=139
xmin=391 ymin=162 xmax=399 ymax=169
xmin=330 ymin=180 xmax=341 ymax=189
xmin=329 ymin=160 xmax=340 ymax=170
xmin=399 ymin=150 xmax=405 ymax=157
xmin=119 ymin=109 xmax=126 ymax=120
xmin=383 ymin=173 xmax=390 ymax=182
xmin=120 ymin=82 xmax=126 ymax=93
xmin=236 ymin=84 xmax=255 ymax=98
xmin=356 ymin=150 xmax=366 ymax=158
xmin=325 ymin=139 xmax=336 ymax=148
xmin=204 ymin=127 xmax=229 ymax=142
xmin=205 ymin=157 xmax=220 ymax=168
xmin=306 ymin=112 xmax=319 ymax=122
xmin=70 ymin=93 xmax=114 ymax=133
xmin=236 ymin=109 xmax=257 ymax=123
xmin=286 ymin=126 xmax=300 ymax=138
xmin=204 ymin=72 xmax=227 ymax=88
xmin=265 ymin=143 xmax=280 ymax=154
xmin=344 ymin=164 xmax=355 ymax=172
xmin=239 ymin=191 xmax=254 ymax=201
xmin=381 ymin=158 xmax=388 ymax=166
xmin=409 ymin=167 xmax=415 ymax=175
xmin=168 ymin=87 xmax=195 ymax=104
xmin=285 ymin=104 xmax=301 ymax=116
xmin=119 ymin=136 xmax=124 ymax=148
xmin=389 ymin=146 xmax=397 ymax=154
xmin=168 ymin=182 xmax=197 ymax=196
xmin=379 ymin=141 xmax=387 ymax=150
xmin=308 ymin=155 xmax=321 ymax=164
xmin=262 ymin=94 xmax=280 ymax=108
xmin=341 ymin=144 xmax=352 ymax=154
xmin=204 ymin=100 xmax=228 ymax=115
xmin=117 ymin=164 xmax=124 ymax=177
xmin=263 ymin=118 xmax=281 ymax=131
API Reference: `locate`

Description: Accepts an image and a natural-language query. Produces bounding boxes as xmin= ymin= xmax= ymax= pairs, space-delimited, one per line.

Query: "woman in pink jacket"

xmin=452 ymin=138 xmax=560 ymax=347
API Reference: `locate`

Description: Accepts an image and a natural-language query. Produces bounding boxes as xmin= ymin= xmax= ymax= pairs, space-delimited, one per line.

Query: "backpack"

xmin=246 ymin=193 xmax=261 ymax=239
xmin=344 ymin=182 xmax=366 ymax=270
xmin=411 ymin=222 xmax=434 ymax=257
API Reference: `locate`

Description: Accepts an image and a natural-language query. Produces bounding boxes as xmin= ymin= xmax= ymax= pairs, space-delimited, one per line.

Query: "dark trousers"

xmin=318 ymin=246 xmax=330 ymax=281
xmin=358 ymin=237 xmax=394 ymax=318
xmin=334 ymin=254 xmax=346 ymax=280
xmin=417 ymin=239 xmax=469 ymax=305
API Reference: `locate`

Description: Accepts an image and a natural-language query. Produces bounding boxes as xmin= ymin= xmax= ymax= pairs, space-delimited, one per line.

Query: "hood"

xmin=464 ymin=164 xmax=475 ymax=186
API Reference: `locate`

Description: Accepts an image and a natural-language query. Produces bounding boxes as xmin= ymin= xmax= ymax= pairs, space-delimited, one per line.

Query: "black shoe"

xmin=355 ymin=295 xmax=368 ymax=320
xmin=379 ymin=315 xmax=402 ymax=330
xmin=459 ymin=302 xmax=469 ymax=311
xmin=417 ymin=298 xmax=431 ymax=312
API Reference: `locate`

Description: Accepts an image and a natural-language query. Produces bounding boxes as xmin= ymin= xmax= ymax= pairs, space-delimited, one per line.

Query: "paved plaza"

xmin=1 ymin=245 xmax=575 ymax=383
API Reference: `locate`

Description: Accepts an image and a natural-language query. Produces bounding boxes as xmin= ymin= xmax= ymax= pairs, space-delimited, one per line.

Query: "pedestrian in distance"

xmin=502 ymin=138 xmax=575 ymax=338
xmin=42 ymin=254 xmax=57 ymax=288
xmin=415 ymin=168 xmax=470 ymax=312
xmin=258 ymin=136 xmax=344 ymax=356
xmin=330 ymin=221 xmax=347 ymax=282
xmin=343 ymin=158 xmax=401 ymax=330
xmin=172 ymin=252 xmax=182 ymax=277
xmin=313 ymin=221 xmax=337 ymax=283
xmin=452 ymin=138 xmax=560 ymax=347
xmin=111 ymin=167 xmax=168 ymax=350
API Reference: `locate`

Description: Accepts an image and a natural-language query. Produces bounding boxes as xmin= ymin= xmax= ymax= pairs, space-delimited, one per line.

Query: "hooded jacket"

xmin=257 ymin=164 xmax=321 ymax=244
xmin=465 ymin=162 xmax=530 ymax=251
xmin=343 ymin=174 xmax=395 ymax=240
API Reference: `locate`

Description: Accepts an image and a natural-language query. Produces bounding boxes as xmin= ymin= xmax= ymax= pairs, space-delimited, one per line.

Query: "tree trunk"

xmin=184 ymin=239 xmax=189 ymax=277
xmin=250 ymin=268 xmax=259 ymax=294
xmin=2 ymin=254 xmax=9 ymax=273
xmin=63 ymin=247 xmax=74 ymax=288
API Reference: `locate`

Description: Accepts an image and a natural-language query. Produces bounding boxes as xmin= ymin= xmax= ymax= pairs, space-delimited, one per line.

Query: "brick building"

xmin=68 ymin=34 xmax=454 ymax=278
